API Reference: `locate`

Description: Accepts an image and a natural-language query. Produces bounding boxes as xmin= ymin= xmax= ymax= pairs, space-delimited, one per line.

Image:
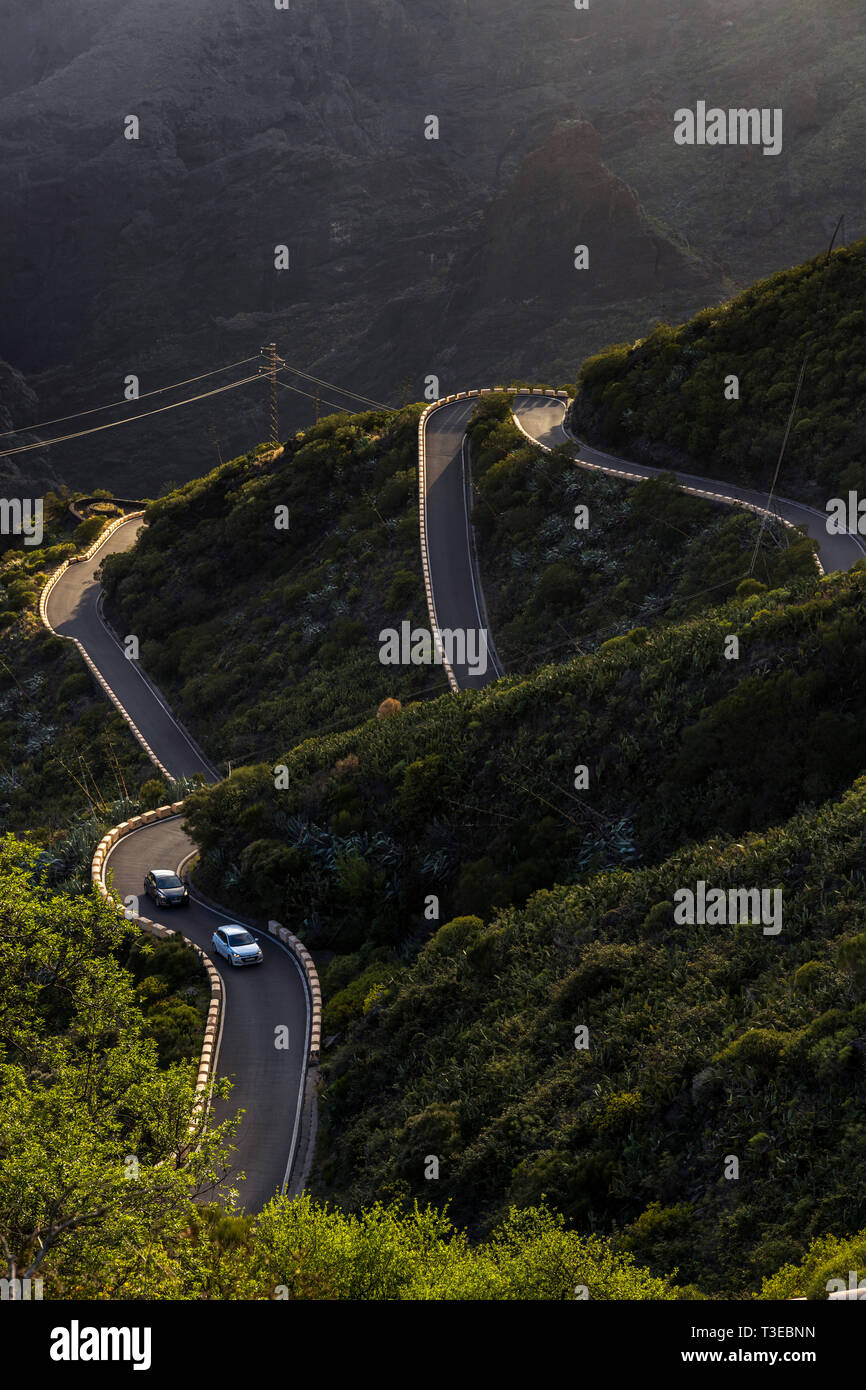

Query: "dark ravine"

xmin=3 ymin=0 xmax=864 ymax=494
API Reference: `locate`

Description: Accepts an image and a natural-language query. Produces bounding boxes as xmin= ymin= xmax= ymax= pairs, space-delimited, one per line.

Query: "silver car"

xmin=212 ymin=924 xmax=264 ymax=967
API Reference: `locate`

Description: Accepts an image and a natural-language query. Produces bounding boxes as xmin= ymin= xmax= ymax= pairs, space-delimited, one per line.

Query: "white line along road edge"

xmin=511 ymin=403 xmax=827 ymax=579
xmin=39 ymin=511 xmax=177 ymax=777
xmin=40 ymin=512 xmax=323 ymax=1112
xmin=92 ymin=804 xmax=222 ymax=1128
xmin=417 ymin=388 xmax=570 ymax=692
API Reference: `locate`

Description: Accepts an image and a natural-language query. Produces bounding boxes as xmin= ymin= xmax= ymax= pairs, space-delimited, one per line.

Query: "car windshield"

xmin=228 ymin=930 xmax=255 ymax=947
xmin=154 ymin=873 xmax=183 ymax=888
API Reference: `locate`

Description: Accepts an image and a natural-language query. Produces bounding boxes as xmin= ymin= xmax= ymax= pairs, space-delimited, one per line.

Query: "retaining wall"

xmin=267 ymin=921 xmax=322 ymax=1064
xmin=92 ymin=804 xmax=221 ymax=1120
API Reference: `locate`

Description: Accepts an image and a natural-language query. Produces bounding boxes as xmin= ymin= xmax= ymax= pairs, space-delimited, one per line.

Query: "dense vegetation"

xmin=4 ymin=1184 xmax=678 ymax=1301
xmin=8 ymin=827 xmax=865 ymax=1302
xmin=467 ymin=392 xmax=817 ymax=671
xmin=0 ymin=836 xmax=220 ymax=1295
xmin=177 ymin=538 xmax=866 ymax=1293
xmin=11 ymin=237 xmax=866 ymax=1300
xmin=100 ymin=412 xmax=447 ymax=769
xmin=316 ymin=771 xmax=866 ymax=1295
xmin=572 ymin=237 xmax=866 ymax=505
xmin=0 ymin=826 xmax=679 ymax=1300
xmin=184 ymin=564 xmax=866 ymax=953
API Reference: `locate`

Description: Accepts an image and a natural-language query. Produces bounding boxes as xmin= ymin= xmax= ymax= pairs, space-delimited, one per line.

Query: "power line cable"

xmin=276 ymin=359 xmax=392 ymax=411
xmin=0 ymin=373 xmax=263 ymax=459
xmin=274 ymin=377 xmax=356 ymax=416
xmin=750 ymin=214 xmax=846 ymax=572
xmin=0 ymin=353 xmax=264 ymax=441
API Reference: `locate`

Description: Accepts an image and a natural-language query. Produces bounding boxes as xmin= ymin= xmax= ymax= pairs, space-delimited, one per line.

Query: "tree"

xmin=0 ymin=837 xmax=238 ymax=1296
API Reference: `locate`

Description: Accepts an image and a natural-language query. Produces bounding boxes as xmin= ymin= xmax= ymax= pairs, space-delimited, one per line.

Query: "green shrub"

xmin=139 ymin=778 xmax=170 ymax=810
xmin=736 ymin=578 xmax=767 ymax=598
xmin=386 ymin=569 xmax=421 ymax=610
xmin=73 ymin=516 xmax=107 ymax=547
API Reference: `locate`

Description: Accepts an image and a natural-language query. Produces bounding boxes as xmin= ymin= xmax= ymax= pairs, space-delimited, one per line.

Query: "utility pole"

xmin=314 ymin=388 xmax=319 ymax=425
xmin=268 ymin=342 xmax=279 ymax=445
xmin=210 ymin=419 xmax=223 ymax=466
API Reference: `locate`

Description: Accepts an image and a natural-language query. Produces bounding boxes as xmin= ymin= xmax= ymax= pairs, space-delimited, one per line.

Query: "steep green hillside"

xmin=572 ymin=238 xmax=866 ymax=506
xmin=14 ymin=812 xmax=864 ymax=1302
xmin=315 ymin=772 xmax=866 ymax=1296
xmin=13 ymin=235 xmax=866 ymax=1304
xmin=184 ymin=564 xmax=866 ymax=952
xmin=0 ymin=838 xmax=682 ymax=1299
xmin=100 ymin=392 xmax=820 ymax=781
xmin=174 ymin=532 xmax=866 ymax=1294
xmin=467 ymin=392 xmax=817 ymax=672
xmin=100 ymin=411 xmax=445 ymax=768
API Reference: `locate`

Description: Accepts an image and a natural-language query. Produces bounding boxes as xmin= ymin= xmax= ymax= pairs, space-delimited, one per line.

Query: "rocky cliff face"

xmin=435 ymin=122 xmax=719 ymax=381
xmin=0 ymin=0 xmax=862 ymax=492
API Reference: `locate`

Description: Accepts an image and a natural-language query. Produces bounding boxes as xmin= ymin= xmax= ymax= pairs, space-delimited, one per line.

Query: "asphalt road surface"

xmin=421 ymin=391 xmax=865 ymax=698
xmin=46 ymin=517 xmax=311 ymax=1210
xmin=512 ymin=394 xmax=866 ymax=576
xmin=105 ymin=819 xmax=309 ymax=1210
xmin=424 ymin=398 xmax=505 ymax=689
xmin=45 ymin=517 xmax=216 ymax=782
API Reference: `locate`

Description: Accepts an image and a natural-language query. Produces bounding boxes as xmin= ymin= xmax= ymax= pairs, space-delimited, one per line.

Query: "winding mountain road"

xmin=104 ymin=820 xmax=310 ymax=1210
xmin=39 ymin=387 xmax=864 ymax=1204
xmin=513 ymin=394 xmax=866 ymax=577
xmin=423 ymin=399 xmax=505 ymax=688
xmin=421 ymin=391 xmax=866 ymax=694
xmin=44 ymin=518 xmax=311 ymax=1211
xmin=45 ymin=517 xmax=216 ymax=782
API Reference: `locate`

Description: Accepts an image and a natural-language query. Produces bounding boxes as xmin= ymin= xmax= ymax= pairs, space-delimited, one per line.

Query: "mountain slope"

xmin=571 ymin=236 xmax=866 ymax=505
xmin=99 ymin=408 xmax=446 ymax=767
xmin=313 ymin=769 xmax=866 ymax=1295
xmin=4 ymin=0 xmax=865 ymax=492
